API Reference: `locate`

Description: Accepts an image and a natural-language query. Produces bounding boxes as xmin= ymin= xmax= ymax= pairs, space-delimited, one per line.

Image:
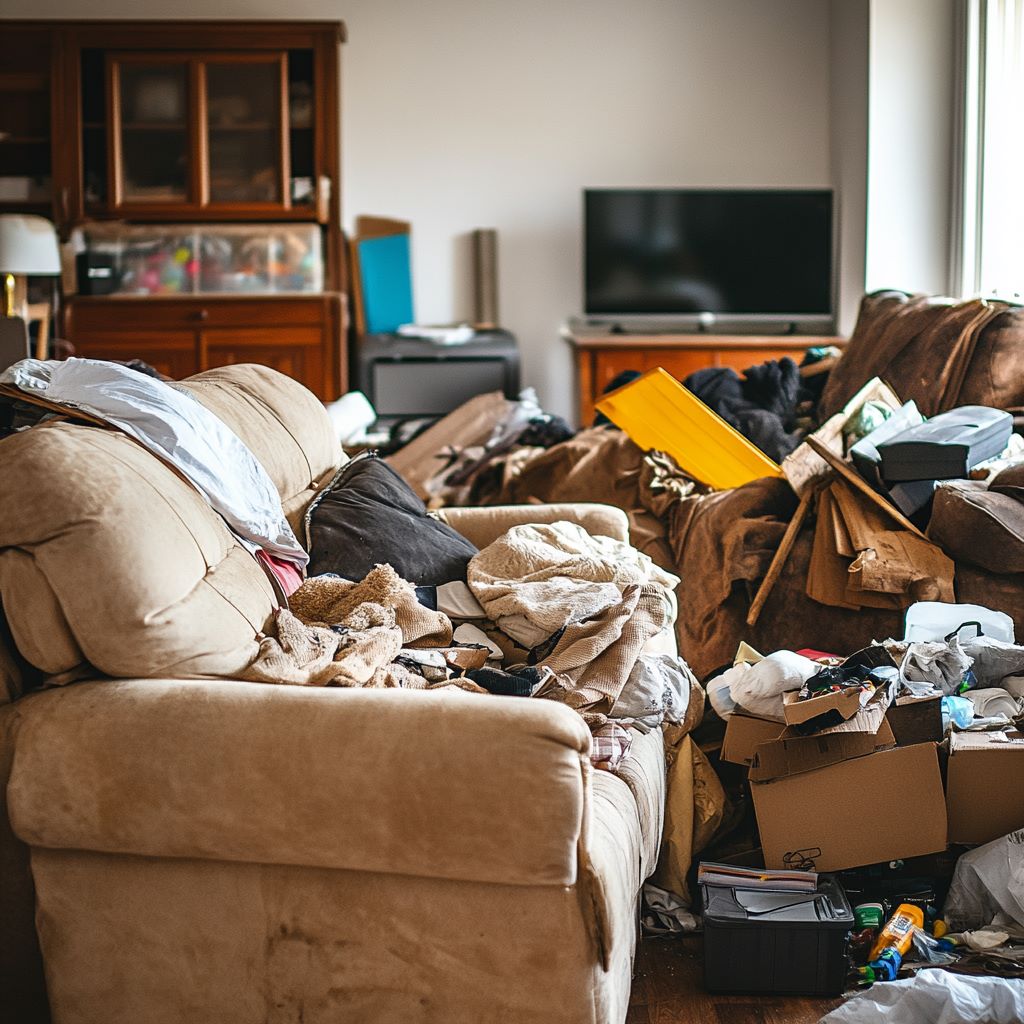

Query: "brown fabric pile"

xmin=819 ymin=291 xmax=1024 ymax=420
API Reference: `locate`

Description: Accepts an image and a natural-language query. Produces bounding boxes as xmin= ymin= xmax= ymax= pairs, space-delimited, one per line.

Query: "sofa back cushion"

xmin=0 ymin=364 xmax=342 ymax=683
xmin=820 ymin=291 xmax=1024 ymax=420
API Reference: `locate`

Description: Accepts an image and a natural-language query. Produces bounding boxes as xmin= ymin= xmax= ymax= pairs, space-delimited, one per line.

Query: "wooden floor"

xmin=627 ymin=936 xmax=843 ymax=1024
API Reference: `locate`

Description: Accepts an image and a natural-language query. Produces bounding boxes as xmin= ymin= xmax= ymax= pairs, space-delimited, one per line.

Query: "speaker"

xmin=472 ymin=228 xmax=499 ymax=329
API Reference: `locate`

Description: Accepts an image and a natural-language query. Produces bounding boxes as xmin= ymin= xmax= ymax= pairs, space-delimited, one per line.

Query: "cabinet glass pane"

xmin=117 ymin=63 xmax=188 ymax=203
xmin=205 ymin=62 xmax=282 ymax=204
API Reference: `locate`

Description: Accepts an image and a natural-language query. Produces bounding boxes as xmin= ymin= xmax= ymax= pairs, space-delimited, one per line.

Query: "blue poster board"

xmin=357 ymin=233 xmax=414 ymax=333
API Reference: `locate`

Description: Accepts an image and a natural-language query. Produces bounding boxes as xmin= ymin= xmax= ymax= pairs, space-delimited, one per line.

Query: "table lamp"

xmin=0 ymin=214 xmax=61 ymax=318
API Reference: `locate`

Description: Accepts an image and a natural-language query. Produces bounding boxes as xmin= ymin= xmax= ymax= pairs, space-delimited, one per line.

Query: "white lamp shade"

xmin=0 ymin=215 xmax=61 ymax=275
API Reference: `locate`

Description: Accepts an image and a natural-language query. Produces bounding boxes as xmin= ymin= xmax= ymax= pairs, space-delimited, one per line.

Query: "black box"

xmin=701 ymin=874 xmax=853 ymax=996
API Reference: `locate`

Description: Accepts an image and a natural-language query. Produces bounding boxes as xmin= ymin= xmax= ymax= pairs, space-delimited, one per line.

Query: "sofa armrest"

xmin=435 ymin=502 xmax=629 ymax=549
xmin=8 ymin=679 xmax=590 ymax=888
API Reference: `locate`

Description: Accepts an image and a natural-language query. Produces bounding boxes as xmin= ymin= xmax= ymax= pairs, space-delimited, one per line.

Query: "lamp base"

xmin=2 ymin=273 xmax=27 ymax=319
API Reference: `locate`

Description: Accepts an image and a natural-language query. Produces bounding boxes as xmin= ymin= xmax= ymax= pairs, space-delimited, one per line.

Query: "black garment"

xmin=684 ymin=358 xmax=802 ymax=462
xmin=304 ymin=452 xmax=479 ymax=586
xmin=593 ymin=369 xmax=643 ymax=427
xmin=466 ymin=665 xmax=543 ymax=697
xmin=517 ymin=414 xmax=575 ymax=448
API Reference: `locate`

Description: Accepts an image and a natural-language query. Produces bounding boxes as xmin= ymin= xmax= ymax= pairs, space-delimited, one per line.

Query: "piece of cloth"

xmin=241 ymin=605 xmax=404 ymax=688
xmin=303 ymin=452 xmax=478 ymax=586
xmin=436 ymin=580 xmax=487 ymax=620
xmin=683 ymin=358 xmax=802 ymax=462
xmin=256 ymin=550 xmax=303 ymax=598
xmin=710 ymin=650 xmax=819 ymax=722
xmin=610 ymin=653 xmax=694 ymax=733
xmin=465 ymin=665 xmax=544 ymax=698
xmin=590 ymin=721 xmax=632 ymax=772
xmin=818 ymin=290 xmax=1019 ymax=421
xmin=452 ymin=622 xmax=503 ymax=659
xmin=0 ymin=357 xmax=308 ymax=568
xmin=289 ymin=566 xmax=453 ymax=648
xmin=534 ymin=582 xmax=672 ymax=716
xmin=467 ymin=520 xmax=678 ymax=649
xmin=818 ymin=971 xmax=1024 ymax=1024
xmin=640 ymin=883 xmax=699 ymax=935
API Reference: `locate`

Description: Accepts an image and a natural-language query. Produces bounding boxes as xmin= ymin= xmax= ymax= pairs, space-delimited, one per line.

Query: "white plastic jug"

xmin=904 ymin=602 xmax=1015 ymax=644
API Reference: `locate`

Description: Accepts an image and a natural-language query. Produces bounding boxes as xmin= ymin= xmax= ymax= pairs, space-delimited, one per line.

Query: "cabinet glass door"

xmin=112 ymin=59 xmax=190 ymax=204
xmin=203 ymin=57 xmax=286 ymax=205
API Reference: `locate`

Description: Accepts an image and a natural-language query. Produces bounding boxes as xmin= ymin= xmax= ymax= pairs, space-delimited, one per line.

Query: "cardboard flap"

xmin=782 ymin=686 xmax=865 ymax=726
xmin=950 ymin=728 xmax=1024 ymax=753
xmin=749 ymin=713 xmax=895 ymax=782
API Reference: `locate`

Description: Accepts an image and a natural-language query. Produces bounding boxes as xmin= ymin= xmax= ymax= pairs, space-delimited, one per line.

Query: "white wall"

xmin=865 ymin=0 xmax=955 ymax=296
xmin=5 ymin=0 xmax=833 ymax=420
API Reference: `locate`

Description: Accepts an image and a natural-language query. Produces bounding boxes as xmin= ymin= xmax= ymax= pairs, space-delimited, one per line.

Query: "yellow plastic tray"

xmin=594 ymin=367 xmax=783 ymax=490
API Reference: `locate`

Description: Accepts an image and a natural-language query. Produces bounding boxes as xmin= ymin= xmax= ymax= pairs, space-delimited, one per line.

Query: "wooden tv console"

xmin=563 ymin=330 xmax=846 ymax=427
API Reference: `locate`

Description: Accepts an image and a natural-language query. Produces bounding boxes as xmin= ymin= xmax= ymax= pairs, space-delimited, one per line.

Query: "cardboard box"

xmin=721 ymin=713 xmax=786 ymax=766
xmin=749 ymin=713 xmax=896 ymax=783
xmin=887 ymin=695 xmax=943 ymax=747
xmin=782 ymin=686 xmax=869 ymax=728
xmin=752 ymin=743 xmax=947 ymax=872
xmin=946 ymin=730 xmax=1024 ymax=845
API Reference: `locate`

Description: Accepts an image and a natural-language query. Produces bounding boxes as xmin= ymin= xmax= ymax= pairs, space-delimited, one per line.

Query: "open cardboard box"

xmin=887 ymin=694 xmax=943 ymax=747
xmin=752 ymin=742 xmax=947 ymax=872
xmin=749 ymin=703 xmax=895 ymax=783
xmin=946 ymin=729 xmax=1024 ymax=845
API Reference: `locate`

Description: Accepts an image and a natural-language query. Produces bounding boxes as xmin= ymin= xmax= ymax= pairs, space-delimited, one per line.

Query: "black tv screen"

xmin=584 ymin=188 xmax=833 ymax=318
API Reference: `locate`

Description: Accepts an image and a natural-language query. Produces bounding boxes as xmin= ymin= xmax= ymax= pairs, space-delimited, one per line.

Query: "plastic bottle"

xmin=857 ymin=903 xmax=924 ymax=983
xmin=853 ymin=902 xmax=885 ymax=931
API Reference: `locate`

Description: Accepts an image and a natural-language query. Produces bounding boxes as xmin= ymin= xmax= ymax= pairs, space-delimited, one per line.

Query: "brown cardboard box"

xmin=946 ymin=730 xmax=1024 ymax=845
xmin=721 ymin=713 xmax=786 ymax=766
xmin=752 ymin=743 xmax=946 ymax=871
xmin=887 ymin=695 xmax=943 ymax=747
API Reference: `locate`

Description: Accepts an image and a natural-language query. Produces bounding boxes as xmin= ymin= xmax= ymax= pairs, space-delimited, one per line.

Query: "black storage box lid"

xmin=702 ymin=875 xmax=853 ymax=929
xmin=877 ymin=406 xmax=1012 ymax=482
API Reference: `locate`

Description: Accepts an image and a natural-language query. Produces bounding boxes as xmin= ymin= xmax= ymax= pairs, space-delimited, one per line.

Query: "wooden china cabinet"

xmin=0 ymin=21 xmax=347 ymax=399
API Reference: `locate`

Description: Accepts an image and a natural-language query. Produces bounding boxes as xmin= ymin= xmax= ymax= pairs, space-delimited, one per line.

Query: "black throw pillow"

xmin=303 ymin=453 xmax=478 ymax=585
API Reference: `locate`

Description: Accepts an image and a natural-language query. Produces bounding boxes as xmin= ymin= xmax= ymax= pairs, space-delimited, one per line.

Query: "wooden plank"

xmin=805 ymin=435 xmax=927 ymax=539
xmin=746 ymin=486 xmax=815 ymax=626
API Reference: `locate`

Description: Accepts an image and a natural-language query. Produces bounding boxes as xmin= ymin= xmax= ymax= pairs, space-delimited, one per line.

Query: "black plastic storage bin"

xmin=701 ymin=874 xmax=853 ymax=996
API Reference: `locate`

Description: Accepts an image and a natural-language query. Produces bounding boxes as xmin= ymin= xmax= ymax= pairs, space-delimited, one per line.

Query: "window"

xmin=955 ymin=0 xmax=1024 ymax=300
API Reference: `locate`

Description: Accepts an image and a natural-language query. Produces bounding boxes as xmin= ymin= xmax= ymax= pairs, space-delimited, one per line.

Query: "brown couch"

xmin=0 ymin=365 xmax=673 ymax=1024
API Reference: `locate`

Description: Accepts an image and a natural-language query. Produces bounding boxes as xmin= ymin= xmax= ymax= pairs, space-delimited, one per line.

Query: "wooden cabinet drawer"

xmin=68 ymin=330 xmax=199 ymax=381
xmin=202 ymin=326 xmax=327 ymax=399
xmin=67 ymin=296 xmax=330 ymax=332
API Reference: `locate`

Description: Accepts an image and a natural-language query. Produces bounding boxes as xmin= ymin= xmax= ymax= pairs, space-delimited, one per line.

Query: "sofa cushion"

xmin=179 ymin=364 xmax=343 ymax=534
xmin=928 ymin=481 xmax=1024 ymax=575
xmin=989 ymin=463 xmax=1024 ymax=501
xmin=0 ymin=421 xmax=274 ymax=680
xmin=305 ymin=454 xmax=478 ymax=585
xmin=0 ymin=364 xmax=346 ymax=682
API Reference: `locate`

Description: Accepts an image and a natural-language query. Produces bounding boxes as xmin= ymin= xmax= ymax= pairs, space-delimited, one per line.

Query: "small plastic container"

xmin=701 ymin=874 xmax=854 ymax=996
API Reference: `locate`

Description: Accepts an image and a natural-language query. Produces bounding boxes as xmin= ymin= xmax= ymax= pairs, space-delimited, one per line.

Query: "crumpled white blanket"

xmin=818 ymin=971 xmax=1024 ymax=1024
xmin=466 ymin=520 xmax=679 ymax=648
xmin=1 ymin=357 xmax=307 ymax=567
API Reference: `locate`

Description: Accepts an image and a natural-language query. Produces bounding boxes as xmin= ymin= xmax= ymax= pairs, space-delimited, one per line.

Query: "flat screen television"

xmin=583 ymin=188 xmax=834 ymax=325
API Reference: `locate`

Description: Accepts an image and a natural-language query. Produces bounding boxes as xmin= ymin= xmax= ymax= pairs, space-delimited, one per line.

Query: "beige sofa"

xmin=0 ymin=365 xmax=670 ymax=1024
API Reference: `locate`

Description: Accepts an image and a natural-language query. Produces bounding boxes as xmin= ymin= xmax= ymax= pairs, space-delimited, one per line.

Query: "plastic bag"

xmin=944 ymin=830 xmax=1024 ymax=932
xmin=900 ymin=637 xmax=973 ymax=696
xmin=723 ymin=650 xmax=817 ymax=721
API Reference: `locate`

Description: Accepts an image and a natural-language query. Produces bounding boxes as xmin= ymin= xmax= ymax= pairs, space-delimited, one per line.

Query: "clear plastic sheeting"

xmin=818 ymin=972 xmax=1024 ymax=1024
